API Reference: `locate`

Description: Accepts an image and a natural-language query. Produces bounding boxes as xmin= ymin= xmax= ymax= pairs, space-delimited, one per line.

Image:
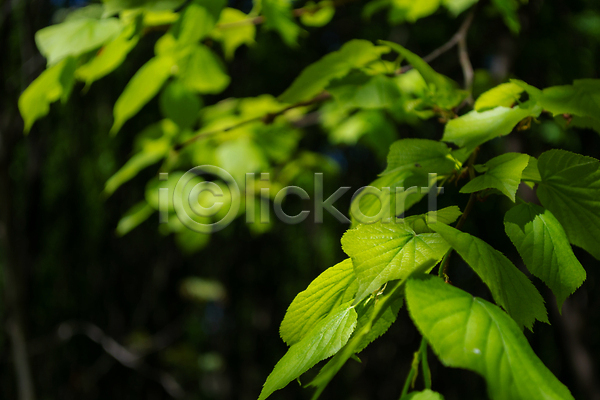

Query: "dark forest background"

xmin=1 ymin=0 xmax=600 ymax=399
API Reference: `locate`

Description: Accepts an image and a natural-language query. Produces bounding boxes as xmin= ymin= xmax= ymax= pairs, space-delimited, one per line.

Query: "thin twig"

xmin=175 ymin=92 xmax=331 ymax=151
xmin=396 ymin=8 xmax=476 ymax=75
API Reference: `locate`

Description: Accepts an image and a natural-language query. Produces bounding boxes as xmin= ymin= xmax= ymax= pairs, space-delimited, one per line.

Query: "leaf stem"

xmin=399 ymin=336 xmax=429 ymax=399
xmin=420 ymin=337 xmax=432 ymax=390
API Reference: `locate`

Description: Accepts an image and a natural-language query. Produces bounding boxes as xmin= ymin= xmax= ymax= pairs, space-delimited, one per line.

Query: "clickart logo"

xmin=157 ymin=166 xmax=444 ymax=233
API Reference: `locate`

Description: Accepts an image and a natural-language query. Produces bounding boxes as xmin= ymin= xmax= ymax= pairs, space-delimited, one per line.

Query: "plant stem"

xmin=420 ymin=337 xmax=432 ymax=390
xmin=399 ymin=336 xmax=429 ymax=399
xmin=396 ymin=8 xmax=475 ymax=75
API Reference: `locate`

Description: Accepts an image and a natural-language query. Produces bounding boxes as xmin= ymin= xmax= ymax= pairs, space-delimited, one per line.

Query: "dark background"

xmin=1 ymin=0 xmax=600 ymax=399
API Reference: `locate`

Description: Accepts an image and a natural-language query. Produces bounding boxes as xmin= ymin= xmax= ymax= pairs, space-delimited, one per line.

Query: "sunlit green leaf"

xmin=504 ymin=203 xmax=586 ymax=310
xmin=460 ymin=152 xmax=529 ymax=201
xmin=404 ymin=389 xmax=445 ymax=400
xmin=537 ymin=149 xmax=600 ymax=260
xmin=213 ymin=8 xmax=256 ymax=60
xmin=474 ymin=82 xmax=523 ymax=111
xmin=280 ymin=259 xmax=358 ymax=346
xmin=406 ymin=275 xmax=574 ymax=400
xmin=300 ymin=2 xmax=335 ymax=26
xmin=442 ymin=0 xmax=478 ymax=16
xmin=171 ymin=0 xmax=222 ymax=48
xmin=18 ymin=57 xmax=77 ymax=133
xmin=258 ymin=302 xmax=357 ymax=400
xmin=36 ymin=17 xmax=123 ymax=65
xmin=102 ymin=0 xmax=187 ymax=17
xmin=380 ymin=40 xmax=464 ymax=109
xmin=76 ymin=22 xmax=140 ymax=87
xmin=177 ymin=45 xmax=230 ymax=94
xmin=328 ymin=73 xmax=401 ymax=110
xmin=105 ymin=120 xmax=178 ymax=195
xmin=342 ymin=222 xmax=450 ymax=303
xmin=443 ymin=104 xmax=541 ymax=152
xmin=279 ymin=40 xmax=389 ymax=104
xmin=431 ymin=223 xmax=547 ymax=330
xmin=520 ymin=79 xmax=600 ymax=119
xmin=262 ymin=0 xmax=301 ymax=46
xmin=111 ymin=55 xmax=175 ymax=134
xmin=116 ymin=201 xmax=154 ymax=236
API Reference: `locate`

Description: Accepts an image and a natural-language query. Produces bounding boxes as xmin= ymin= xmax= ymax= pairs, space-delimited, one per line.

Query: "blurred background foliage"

xmin=1 ymin=0 xmax=600 ymax=399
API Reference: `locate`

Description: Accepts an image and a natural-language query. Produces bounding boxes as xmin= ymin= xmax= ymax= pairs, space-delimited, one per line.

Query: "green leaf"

xmin=36 ymin=18 xmax=123 ymax=66
xmin=111 ymin=55 xmax=175 ymax=134
xmin=262 ymin=0 xmax=301 ymax=46
xmin=328 ymin=73 xmax=401 ymax=110
xmin=342 ymin=222 xmax=450 ymax=303
xmin=177 ymin=45 xmax=230 ymax=94
xmin=105 ymin=120 xmax=178 ymax=195
xmin=521 ymin=156 xmax=541 ymax=183
xmin=75 ymin=22 xmax=140 ymax=87
xmin=460 ymin=152 xmax=529 ymax=201
xmin=380 ymin=40 xmax=464 ymax=109
xmin=402 ymin=206 xmax=463 ymax=233
xmin=280 ymin=259 xmax=358 ymax=346
xmin=431 ymin=223 xmax=547 ymax=330
xmin=279 ymin=40 xmax=389 ymax=104
xmin=213 ymin=8 xmax=256 ymax=60
xmin=159 ymin=80 xmax=202 ymax=129
xmin=18 ymin=57 xmax=77 ymax=133
xmin=387 ymin=0 xmax=441 ymax=23
xmin=258 ymin=302 xmax=358 ymax=400
xmin=300 ymin=2 xmax=335 ymax=27
xmin=349 ymin=139 xmax=459 ymax=223
xmin=491 ymin=0 xmax=521 ymax=33
xmin=536 ymin=149 xmax=600 ymax=260
xmin=383 ymin=139 xmax=459 ymax=175
xmin=350 ymin=168 xmax=429 ymax=223
xmin=442 ymin=104 xmax=541 ymax=152
xmin=102 ymin=0 xmax=187 ymax=17
xmin=504 ymin=203 xmax=586 ymax=310
xmin=474 ymin=82 xmax=524 ymax=111
xmin=521 ymin=79 xmax=600 ymax=119
xmin=171 ymin=0 xmax=222 ymax=48
xmin=442 ymin=0 xmax=478 ymax=16
xmin=306 ymin=284 xmax=403 ymax=399
xmin=116 ymin=201 xmax=154 ymax=236
xmin=404 ymin=389 xmax=445 ymax=400
xmin=406 ymin=275 xmax=574 ymax=400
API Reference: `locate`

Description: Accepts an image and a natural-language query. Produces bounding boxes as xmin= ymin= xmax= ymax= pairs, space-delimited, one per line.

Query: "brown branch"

xmin=174 ymin=92 xmax=331 ymax=151
xmin=396 ymin=8 xmax=476 ymax=75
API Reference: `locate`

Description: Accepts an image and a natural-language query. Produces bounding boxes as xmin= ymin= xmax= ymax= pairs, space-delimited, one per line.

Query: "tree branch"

xmin=396 ymin=8 xmax=475 ymax=75
xmin=174 ymin=92 xmax=331 ymax=151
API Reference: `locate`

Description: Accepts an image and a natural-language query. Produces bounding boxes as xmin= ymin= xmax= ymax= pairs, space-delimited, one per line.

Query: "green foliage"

xmin=443 ymin=104 xmax=541 ymax=152
xmin=460 ymin=152 xmax=529 ymax=201
xmin=17 ymin=1 xmax=597 ymax=399
xmin=35 ymin=16 xmax=123 ymax=66
xmin=342 ymin=222 xmax=450 ymax=303
xmin=258 ymin=302 xmax=357 ymax=400
xmin=432 ymin=222 xmax=548 ymax=330
xmin=536 ymin=150 xmax=600 ymax=260
xmin=504 ymin=203 xmax=586 ymax=310
xmin=18 ymin=57 xmax=76 ymax=133
xmin=406 ymin=275 xmax=574 ymax=400
xmin=279 ymin=259 xmax=357 ymax=346
xmin=279 ymin=40 xmax=389 ymax=103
